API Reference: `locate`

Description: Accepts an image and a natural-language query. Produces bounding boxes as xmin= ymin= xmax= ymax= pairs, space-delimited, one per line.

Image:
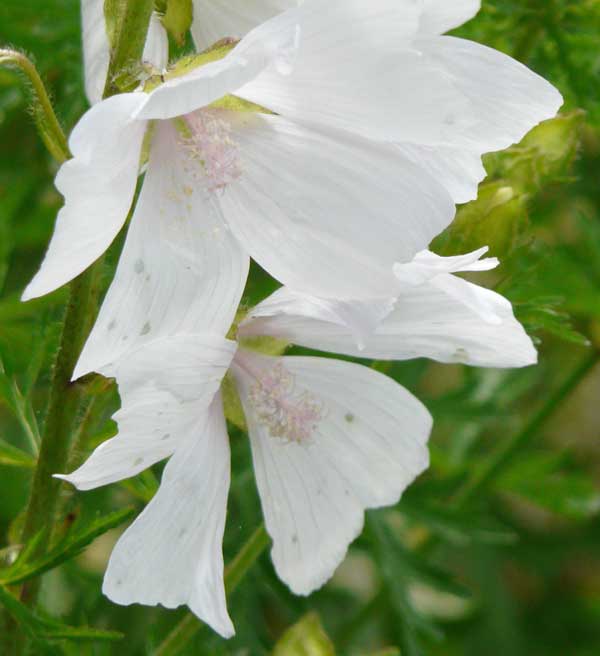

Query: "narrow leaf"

xmin=0 ymin=507 xmax=135 ymax=585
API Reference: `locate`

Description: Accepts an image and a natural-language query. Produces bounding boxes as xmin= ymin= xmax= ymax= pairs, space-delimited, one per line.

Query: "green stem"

xmin=19 ymin=267 xmax=104 ymax=557
xmin=103 ymin=0 xmax=155 ymax=97
xmin=452 ymin=351 xmax=599 ymax=508
xmin=154 ymin=524 xmax=270 ymax=656
xmin=18 ymin=0 xmax=155 ymax=610
xmin=0 ymin=49 xmax=70 ymax=163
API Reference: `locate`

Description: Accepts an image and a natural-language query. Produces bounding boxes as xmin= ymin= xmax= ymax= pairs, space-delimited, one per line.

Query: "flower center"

xmin=180 ymin=110 xmax=242 ymax=192
xmin=247 ymin=361 xmax=325 ymax=444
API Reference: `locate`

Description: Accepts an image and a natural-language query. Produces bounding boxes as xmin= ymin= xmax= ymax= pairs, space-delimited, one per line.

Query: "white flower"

xmin=56 ymin=248 xmax=536 ymax=638
xmin=24 ymin=4 xmax=454 ymax=305
xmin=25 ymin=0 xmax=561 ymax=305
xmin=234 ymin=0 xmax=563 ymax=204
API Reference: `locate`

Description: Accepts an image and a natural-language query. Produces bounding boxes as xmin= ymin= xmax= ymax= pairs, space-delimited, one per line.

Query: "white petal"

xmin=393 ymin=247 xmax=498 ymax=286
xmin=103 ymin=394 xmax=234 ymax=638
xmin=22 ymin=94 xmax=147 ymax=301
xmin=243 ymin=279 xmax=537 ymax=369
xmin=418 ymin=0 xmax=480 ymax=35
xmin=232 ymin=352 xmax=431 ymax=595
xmin=220 ymin=113 xmax=455 ymax=299
xmin=75 ymin=120 xmax=249 ymax=378
xmin=240 ymin=287 xmax=395 ymax=350
xmin=237 ymin=2 xmax=469 ymax=146
xmin=81 ymin=0 xmax=109 ymax=105
xmin=192 ymin=0 xmax=297 ymax=51
xmin=415 ymin=36 xmax=563 ymax=153
xmin=136 ymin=8 xmax=300 ymax=120
xmin=395 ymin=142 xmax=486 ymax=204
xmin=143 ymin=12 xmax=169 ymax=72
xmin=57 ymin=334 xmax=235 ymax=490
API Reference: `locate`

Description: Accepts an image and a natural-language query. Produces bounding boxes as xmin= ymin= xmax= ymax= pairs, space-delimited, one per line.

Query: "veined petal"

xmin=22 ymin=94 xmax=147 ymax=301
xmin=103 ymin=394 xmax=234 ymax=638
xmin=192 ymin=0 xmax=297 ymax=51
xmin=81 ymin=0 xmax=109 ymax=105
xmin=136 ymin=8 xmax=300 ymax=120
xmin=240 ymin=287 xmax=395 ymax=350
xmin=244 ymin=279 xmax=537 ymax=369
xmin=75 ymin=120 xmax=249 ymax=378
xmin=143 ymin=12 xmax=169 ymax=72
xmin=237 ymin=1 xmax=468 ymax=146
xmin=396 ymin=142 xmax=486 ymax=204
xmin=393 ymin=247 xmax=498 ymax=286
xmin=415 ymin=36 xmax=563 ymax=153
xmin=232 ymin=353 xmax=431 ymax=595
xmin=57 ymin=334 xmax=236 ymax=490
xmin=219 ymin=113 xmax=455 ymax=299
xmin=418 ymin=0 xmax=481 ymax=35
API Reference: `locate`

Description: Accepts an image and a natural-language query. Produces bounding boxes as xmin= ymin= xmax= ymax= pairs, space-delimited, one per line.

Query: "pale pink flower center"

xmin=181 ymin=110 xmax=241 ymax=192
xmin=248 ymin=361 xmax=325 ymax=444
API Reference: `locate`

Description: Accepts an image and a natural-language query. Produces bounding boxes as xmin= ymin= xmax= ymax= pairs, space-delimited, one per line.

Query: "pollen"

xmin=248 ymin=362 xmax=325 ymax=444
xmin=181 ymin=110 xmax=242 ymax=193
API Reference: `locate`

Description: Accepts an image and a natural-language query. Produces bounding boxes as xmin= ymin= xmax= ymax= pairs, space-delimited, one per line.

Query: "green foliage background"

xmin=1 ymin=1 xmax=600 ymax=654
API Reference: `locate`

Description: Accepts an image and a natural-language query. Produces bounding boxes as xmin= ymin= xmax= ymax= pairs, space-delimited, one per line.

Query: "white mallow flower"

xmin=25 ymin=3 xmax=455 ymax=305
xmin=232 ymin=0 xmax=563 ymax=204
xmin=56 ymin=247 xmax=537 ymax=638
xmin=25 ymin=0 xmax=561 ymax=304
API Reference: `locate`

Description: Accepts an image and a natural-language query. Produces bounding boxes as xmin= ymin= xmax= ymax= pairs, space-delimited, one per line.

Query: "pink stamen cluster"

xmin=248 ymin=362 xmax=325 ymax=444
xmin=182 ymin=110 xmax=242 ymax=192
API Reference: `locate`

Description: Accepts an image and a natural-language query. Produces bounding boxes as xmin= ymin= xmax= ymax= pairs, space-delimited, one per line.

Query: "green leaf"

xmin=0 ymin=357 xmax=41 ymax=454
xmin=0 ymin=438 xmax=36 ymax=468
xmin=401 ymin=502 xmax=518 ymax=547
xmin=273 ymin=612 xmax=336 ymax=656
xmin=0 ymin=584 xmax=123 ymax=643
xmin=161 ymin=0 xmax=193 ymax=45
xmin=0 ymin=507 xmax=135 ymax=585
xmin=368 ymin=514 xmax=443 ymax=656
xmin=498 ymin=452 xmax=600 ymax=521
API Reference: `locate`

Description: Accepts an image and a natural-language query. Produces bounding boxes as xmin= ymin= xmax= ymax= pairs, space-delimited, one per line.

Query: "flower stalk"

xmin=0 ymin=49 xmax=70 ymax=163
xmin=18 ymin=0 xmax=155 ymax=608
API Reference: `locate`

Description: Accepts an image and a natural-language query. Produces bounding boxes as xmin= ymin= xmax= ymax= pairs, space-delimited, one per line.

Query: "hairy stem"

xmin=0 ymin=50 xmax=70 ymax=163
xmin=19 ymin=268 xmax=104 ymax=586
xmin=103 ymin=0 xmax=155 ymax=96
xmin=18 ymin=0 xmax=154 ymax=610
xmin=154 ymin=525 xmax=270 ymax=656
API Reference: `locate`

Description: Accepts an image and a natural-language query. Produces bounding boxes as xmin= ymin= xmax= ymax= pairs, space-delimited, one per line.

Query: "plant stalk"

xmin=0 ymin=50 xmax=70 ymax=163
xmin=18 ymin=0 xmax=155 ymax=609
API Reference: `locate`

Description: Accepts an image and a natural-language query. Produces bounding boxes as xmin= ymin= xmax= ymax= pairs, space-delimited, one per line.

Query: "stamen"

xmin=180 ymin=110 xmax=242 ymax=192
xmin=247 ymin=361 xmax=325 ymax=444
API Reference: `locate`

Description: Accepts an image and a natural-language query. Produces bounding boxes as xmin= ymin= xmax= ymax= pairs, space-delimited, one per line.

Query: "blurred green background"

xmin=1 ymin=1 xmax=600 ymax=654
